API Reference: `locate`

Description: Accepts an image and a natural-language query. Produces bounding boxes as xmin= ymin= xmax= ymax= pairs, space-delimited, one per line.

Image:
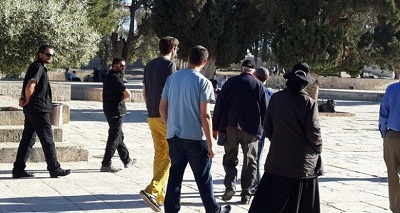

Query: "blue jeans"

xmin=165 ymin=136 xmax=220 ymax=213
xmin=255 ymin=132 xmax=266 ymax=189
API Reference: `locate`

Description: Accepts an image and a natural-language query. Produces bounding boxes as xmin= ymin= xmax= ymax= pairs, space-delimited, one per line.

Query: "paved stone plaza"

xmin=0 ymin=100 xmax=391 ymax=213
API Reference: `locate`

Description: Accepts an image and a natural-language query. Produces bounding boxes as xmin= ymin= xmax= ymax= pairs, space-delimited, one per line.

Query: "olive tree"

xmin=0 ymin=0 xmax=100 ymax=77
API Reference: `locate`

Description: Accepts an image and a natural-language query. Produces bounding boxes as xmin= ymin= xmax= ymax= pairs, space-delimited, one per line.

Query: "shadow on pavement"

xmin=70 ymin=109 xmax=148 ymax=123
xmin=319 ymin=177 xmax=387 ymax=182
xmin=0 ymin=194 xmax=146 ymax=211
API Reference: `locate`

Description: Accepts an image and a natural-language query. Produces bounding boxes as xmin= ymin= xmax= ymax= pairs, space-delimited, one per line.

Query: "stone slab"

xmin=0 ymin=96 xmax=69 ymax=126
xmin=0 ymin=142 xmax=88 ymax=163
xmin=0 ymin=126 xmax=63 ymax=142
xmin=0 ymin=109 xmax=24 ymax=126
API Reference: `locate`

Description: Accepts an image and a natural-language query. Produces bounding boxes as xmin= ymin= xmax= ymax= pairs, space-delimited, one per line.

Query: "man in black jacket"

xmin=13 ymin=44 xmax=70 ymax=178
xmin=101 ymin=58 xmax=135 ymax=172
xmin=212 ymin=60 xmax=267 ymax=204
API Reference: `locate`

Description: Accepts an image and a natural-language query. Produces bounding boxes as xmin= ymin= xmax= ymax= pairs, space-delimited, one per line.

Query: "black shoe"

xmin=100 ymin=165 xmax=121 ymax=173
xmin=240 ymin=195 xmax=251 ymax=204
xmin=221 ymin=188 xmax=235 ymax=201
xmin=50 ymin=169 xmax=71 ymax=178
xmin=220 ymin=204 xmax=231 ymax=213
xmin=12 ymin=170 xmax=34 ymax=178
xmin=124 ymin=158 xmax=137 ymax=168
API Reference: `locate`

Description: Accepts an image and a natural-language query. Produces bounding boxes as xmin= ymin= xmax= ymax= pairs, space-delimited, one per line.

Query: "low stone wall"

xmin=71 ymin=84 xmax=144 ymax=102
xmin=0 ymin=81 xmax=71 ymax=101
xmin=319 ymin=89 xmax=385 ymax=101
xmin=267 ymin=76 xmax=397 ymax=90
xmin=316 ymin=77 xmax=397 ymax=90
xmin=71 ymin=86 xmax=103 ymax=101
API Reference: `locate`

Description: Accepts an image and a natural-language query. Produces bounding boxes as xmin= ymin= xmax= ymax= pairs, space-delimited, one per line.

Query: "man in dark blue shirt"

xmin=212 ymin=60 xmax=267 ymax=204
xmin=13 ymin=44 xmax=71 ymax=178
xmin=101 ymin=58 xmax=135 ymax=173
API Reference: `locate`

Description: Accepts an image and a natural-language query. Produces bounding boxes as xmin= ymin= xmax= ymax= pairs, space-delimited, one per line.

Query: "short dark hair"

xmin=188 ymin=45 xmax=209 ymax=65
xmin=112 ymin=57 xmax=125 ymax=65
xmin=255 ymin=67 xmax=269 ymax=82
xmin=38 ymin=44 xmax=54 ymax=54
xmin=159 ymin=37 xmax=179 ymax=55
xmin=37 ymin=44 xmax=54 ymax=60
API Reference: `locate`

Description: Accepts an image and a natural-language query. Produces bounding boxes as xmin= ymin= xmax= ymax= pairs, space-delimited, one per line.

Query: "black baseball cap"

xmin=241 ymin=60 xmax=255 ymax=69
xmin=283 ymin=62 xmax=315 ymax=84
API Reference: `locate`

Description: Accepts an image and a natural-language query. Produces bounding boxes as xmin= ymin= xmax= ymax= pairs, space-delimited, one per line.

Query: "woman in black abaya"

xmin=249 ymin=62 xmax=323 ymax=213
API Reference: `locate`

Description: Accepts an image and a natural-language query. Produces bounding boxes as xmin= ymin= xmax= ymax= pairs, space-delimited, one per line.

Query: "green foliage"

xmin=134 ymin=0 xmax=400 ymax=79
xmin=130 ymin=9 xmax=159 ymax=64
xmin=130 ymin=32 xmax=159 ymax=64
xmin=351 ymin=1 xmax=400 ymax=78
xmin=87 ymin=0 xmax=116 ymax=36
xmin=0 ymin=0 xmax=100 ymax=77
xmin=215 ymin=16 xmax=239 ymax=67
xmin=152 ymin=0 xmax=227 ymax=58
xmin=273 ymin=20 xmax=345 ymax=72
xmin=151 ymin=0 xmax=267 ymax=77
xmin=263 ymin=0 xmax=381 ymax=75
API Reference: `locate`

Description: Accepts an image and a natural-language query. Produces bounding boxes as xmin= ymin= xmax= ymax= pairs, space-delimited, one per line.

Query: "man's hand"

xmin=207 ymin=146 xmax=215 ymax=159
xmin=213 ymin=130 xmax=218 ymax=140
xmin=18 ymin=97 xmax=28 ymax=107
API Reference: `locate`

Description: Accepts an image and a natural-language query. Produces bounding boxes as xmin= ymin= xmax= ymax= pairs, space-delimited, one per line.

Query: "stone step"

xmin=0 ymin=101 xmax=70 ymax=126
xmin=0 ymin=142 xmax=88 ymax=163
xmin=0 ymin=125 xmax=63 ymax=142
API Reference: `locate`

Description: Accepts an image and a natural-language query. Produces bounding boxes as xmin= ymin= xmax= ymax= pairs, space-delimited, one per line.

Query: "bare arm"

xmin=200 ymin=101 xmax=215 ymax=158
xmin=19 ymin=79 xmax=36 ymax=107
xmin=121 ymin=89 xmax=131 ymax=101
xmin=159 ymin=98 xmax=168 ymax=124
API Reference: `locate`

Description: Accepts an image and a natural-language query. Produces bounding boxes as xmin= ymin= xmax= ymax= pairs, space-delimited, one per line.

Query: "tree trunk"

xmin=111 ymin=1 xmax=143 ymax=64
xmin=201 ymin=57 xmax=217 ymax=79
xmin=254 ymin=39 xmax=259 ymax=67
xmin=99 ymin=37 xmax=111 ymax=70
xmin=111 ymin=32 xmax=123 ymax=58
xmin=261 ymin=35 xmax=268 ymax=65
xmin=395 ymin=69 xmax=400 ymax=79
xmin=121 ymin=4 xmax=140 ymax=63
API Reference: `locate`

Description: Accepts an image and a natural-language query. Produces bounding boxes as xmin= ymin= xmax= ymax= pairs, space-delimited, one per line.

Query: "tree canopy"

xmin=0 ymin=0 xmax=100 ymax=77
xmin=151 ymin=0 xmax=266 ymax=78
xmin=357 ymin=0 xmax=400 ymax=78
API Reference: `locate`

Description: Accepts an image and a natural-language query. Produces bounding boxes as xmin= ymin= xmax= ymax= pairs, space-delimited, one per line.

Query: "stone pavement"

xmin=0 ymin=100 xmax=390 ymax=213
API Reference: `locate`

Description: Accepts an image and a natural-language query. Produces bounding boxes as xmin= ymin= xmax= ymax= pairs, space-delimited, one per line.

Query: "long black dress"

xmin=249 ymin=172 xmax=320 ymax=213
xmin=249 ymin=77 xmax=323 ymax=213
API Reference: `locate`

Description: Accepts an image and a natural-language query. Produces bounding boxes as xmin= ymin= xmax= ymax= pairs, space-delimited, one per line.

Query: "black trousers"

xmin=101 ymin=115 xmax=130 ymax=166
xmin=13 ymin=111 xmax=61 ymax=172
xmin=249 ymin=172 xmax=320 ymax=213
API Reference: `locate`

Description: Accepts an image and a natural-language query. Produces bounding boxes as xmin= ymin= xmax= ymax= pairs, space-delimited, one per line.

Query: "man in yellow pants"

xmin=140 ymin=37 xmax=179 ymax=212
